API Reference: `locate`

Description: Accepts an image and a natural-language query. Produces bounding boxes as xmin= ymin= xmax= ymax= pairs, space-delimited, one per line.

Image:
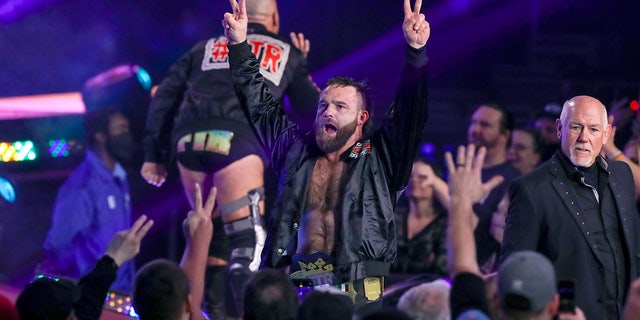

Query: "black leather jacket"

xmin=143 ymin=23 xmax=318 ymax=163
xmin=229 ymin=41 xmax=429 ymax=282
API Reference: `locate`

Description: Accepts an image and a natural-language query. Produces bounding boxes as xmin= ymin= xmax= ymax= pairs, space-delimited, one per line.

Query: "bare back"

xmin=296 ymin=158 xmax=346 ymax=255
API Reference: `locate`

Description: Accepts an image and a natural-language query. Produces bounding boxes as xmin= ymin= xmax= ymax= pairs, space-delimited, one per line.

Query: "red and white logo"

xmin=348 ymin=141 xmax=372 ymax=159
xmin=202 ymin=34 xmax=290 ymax=86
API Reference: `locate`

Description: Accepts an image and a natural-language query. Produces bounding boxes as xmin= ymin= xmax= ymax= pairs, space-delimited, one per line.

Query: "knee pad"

xmin=225 ymin=228 xmax=260 ymax=316
xmin=227 ymin=229 xmax=257 ymax=266
xmin=221 ymin=188 xmax=266 ymax=272
xmin=208 ymin=216 xmax=230 ymax=260
xmin=221 ymin=188 xmax=267 ymax=314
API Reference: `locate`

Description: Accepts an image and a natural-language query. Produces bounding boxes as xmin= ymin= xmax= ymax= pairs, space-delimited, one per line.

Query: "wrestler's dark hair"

xmin=83 ymin=107 xmax=123 ymax=149
xmin=132 ymin=259 xmax=190 ymax=320
xmin=325 ymin=77 xmax=373 ymax=136
xmin=243 ymin=269 xmax=299 ymax=320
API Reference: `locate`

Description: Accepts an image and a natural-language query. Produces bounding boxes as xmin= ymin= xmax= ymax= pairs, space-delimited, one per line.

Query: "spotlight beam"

xmin=312 ymin=0 xmax=584 ymax=83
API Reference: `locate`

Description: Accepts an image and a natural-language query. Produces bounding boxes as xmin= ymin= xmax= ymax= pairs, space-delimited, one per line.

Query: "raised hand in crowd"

xmin=290 ymin=32 xmax=310 ymax=57
xmin=76 ymin=215 xmax=154 ymax=320
xmin=180 ymin=183 xmax=217 ymax=320
xmin=183 ymin=183 xmax=217 ymax=246
xmin=445 ymin=145 xmax=503 ymax=276
xmin=106 ymin=215 xmax=154 ymax=266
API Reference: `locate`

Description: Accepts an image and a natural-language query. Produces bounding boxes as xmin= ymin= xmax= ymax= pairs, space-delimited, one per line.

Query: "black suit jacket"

xmin=501 ymin=153 xmax=640 ymax=319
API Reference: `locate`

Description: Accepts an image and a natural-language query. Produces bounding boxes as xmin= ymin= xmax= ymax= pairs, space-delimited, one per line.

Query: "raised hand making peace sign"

xmin=403 ymin=0 xmax=430 ymax=49
xmin=223 ymin=0 xmax=248 ymax=45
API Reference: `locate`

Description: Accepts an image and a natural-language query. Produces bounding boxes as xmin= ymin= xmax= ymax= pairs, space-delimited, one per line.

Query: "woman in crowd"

xmin=391 ymin=156 xmax=449 ymax=277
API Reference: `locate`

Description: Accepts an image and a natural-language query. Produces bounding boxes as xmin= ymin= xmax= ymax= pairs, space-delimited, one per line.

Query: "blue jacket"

xmin=42 ymin=151 xmax=133 ymax=292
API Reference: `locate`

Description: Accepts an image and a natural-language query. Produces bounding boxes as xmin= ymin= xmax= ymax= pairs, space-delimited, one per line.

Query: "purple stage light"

xmin=312 ymin=0 xmax=584 ymax=83
xmin=0 ymin=0 xmax=62 ymax=23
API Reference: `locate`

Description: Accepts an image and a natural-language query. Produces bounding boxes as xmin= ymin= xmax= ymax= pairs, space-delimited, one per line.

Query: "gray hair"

xmin=397 ymin=279 xmax=451 ymax=320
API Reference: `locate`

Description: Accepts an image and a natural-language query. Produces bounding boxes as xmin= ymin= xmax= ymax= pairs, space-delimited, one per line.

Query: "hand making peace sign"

xmin=403 ymin=0 xmax=430 ymax=49
xmin=183 ymin=183 xmax=217 ymax=246
xmin=223 ymin=0 xmax=248 ymax=45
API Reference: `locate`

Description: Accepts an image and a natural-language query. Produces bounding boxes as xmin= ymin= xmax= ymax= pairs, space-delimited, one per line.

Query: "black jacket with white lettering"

xmin=143 ymin=23 xmax=319 ymax=163
xmin=229 ymin=40 xmax=429 ymax=282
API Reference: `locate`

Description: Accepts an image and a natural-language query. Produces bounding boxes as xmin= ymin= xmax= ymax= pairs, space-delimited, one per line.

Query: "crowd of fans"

xmin=9 ymin=97 xmax=640 ymax=320
xmin=5 ymin=0 xmax=640 ymax=319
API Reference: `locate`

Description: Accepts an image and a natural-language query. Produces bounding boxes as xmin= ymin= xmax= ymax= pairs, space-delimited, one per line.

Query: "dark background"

xmin=1 ymin=0 xmax=639 ymax=288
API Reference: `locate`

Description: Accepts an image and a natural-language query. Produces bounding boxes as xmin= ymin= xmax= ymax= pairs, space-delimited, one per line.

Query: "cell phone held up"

xmin=557 ymin=280 xmax=575 ymax=314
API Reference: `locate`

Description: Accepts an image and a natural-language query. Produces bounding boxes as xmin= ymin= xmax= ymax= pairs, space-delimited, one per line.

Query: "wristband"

xmin=608 ymin=150 xmax=622 ymax=161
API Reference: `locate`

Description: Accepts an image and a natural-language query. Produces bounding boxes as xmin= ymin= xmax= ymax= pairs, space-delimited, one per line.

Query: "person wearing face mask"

xmin=40 ymin=107 xmax=137 ymax=293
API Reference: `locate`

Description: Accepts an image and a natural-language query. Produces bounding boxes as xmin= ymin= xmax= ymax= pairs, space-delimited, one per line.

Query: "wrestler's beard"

xmin=314 ymin=118 xmax=358 ymax=153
